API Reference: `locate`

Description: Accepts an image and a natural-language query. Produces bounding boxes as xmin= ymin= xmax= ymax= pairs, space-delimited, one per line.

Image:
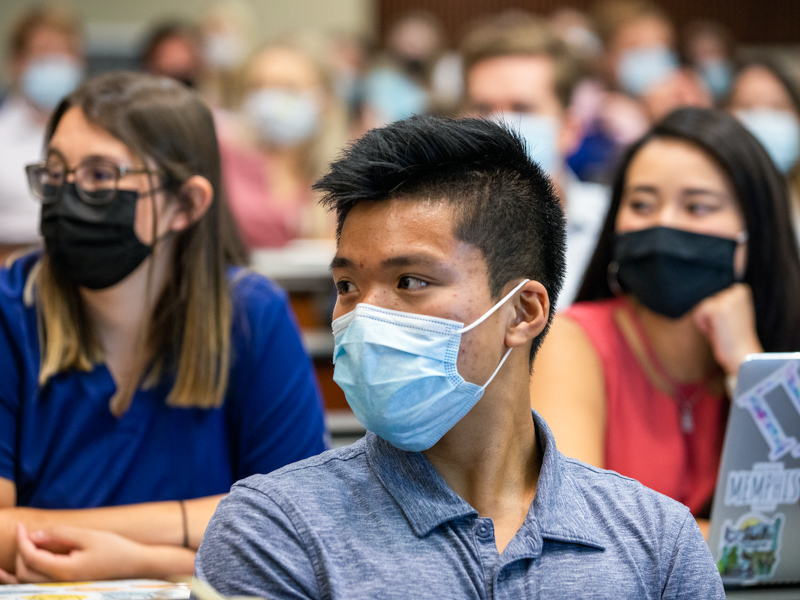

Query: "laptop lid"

xmin=708 ymin=353 xmax=800 ymax=587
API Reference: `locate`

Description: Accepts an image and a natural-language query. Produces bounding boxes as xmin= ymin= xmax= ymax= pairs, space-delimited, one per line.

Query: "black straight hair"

xmin=576 ymin=107 xmax=800 ymax=352
xmin=314 ymin=115 xmax=567 ymax=362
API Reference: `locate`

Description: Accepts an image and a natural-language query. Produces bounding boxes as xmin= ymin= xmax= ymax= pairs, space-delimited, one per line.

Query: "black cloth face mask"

xmin=40 ymin=182 xmax=152 ymax=290
xmin=611 ymin=226 xmax=742 ymax=319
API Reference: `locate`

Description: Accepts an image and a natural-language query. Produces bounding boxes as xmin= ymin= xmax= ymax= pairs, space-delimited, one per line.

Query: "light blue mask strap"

xmin=459 ymin=278 xmax=530 ymax=334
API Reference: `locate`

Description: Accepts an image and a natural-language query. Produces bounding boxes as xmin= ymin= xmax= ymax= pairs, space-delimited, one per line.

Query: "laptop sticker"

xmin=717 ymin=512 xmax=784 ymax=583
xmin=736 ymin=363 xmax=800 ymax=461
xmin=724 ymin=462 xmax=800 ymax=511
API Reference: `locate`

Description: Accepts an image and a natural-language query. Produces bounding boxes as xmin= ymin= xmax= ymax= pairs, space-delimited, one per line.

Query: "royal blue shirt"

xmin=0 ymin=252 xmax=327 ymax=508
xmin=195 ymin=410 xmax=724 ymax=599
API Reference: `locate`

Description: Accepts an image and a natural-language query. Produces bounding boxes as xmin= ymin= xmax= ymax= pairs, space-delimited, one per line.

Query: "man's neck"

xmin=422 ymin=366 xmax=541 ymax=553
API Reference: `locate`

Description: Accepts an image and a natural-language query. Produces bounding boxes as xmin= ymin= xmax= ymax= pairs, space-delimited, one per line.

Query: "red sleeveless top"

xmin=564 ymin=297 xmax=729 ymax=517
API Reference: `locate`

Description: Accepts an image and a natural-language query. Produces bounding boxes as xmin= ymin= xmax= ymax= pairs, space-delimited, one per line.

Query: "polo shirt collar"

xmin=530 ymin=410 xmax=607 ymax=550
xmin=366 ymin=432 xmax=478 ymax=537
xmin=365 ymin=410 xmax=607 ymax=551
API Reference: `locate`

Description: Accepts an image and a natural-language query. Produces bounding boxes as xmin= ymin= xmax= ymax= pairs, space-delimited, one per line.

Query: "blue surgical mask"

xmin=244 ymin=87 xmax=320 ymax=146
xmin=736 ymin=108 xmax=800 ymax=173
xmin=363 ymin=67 xmax=428 ymax=125
xmin=494 ymin=112 xmax=560 ymax=175
xmin=698 ymin=59 xmax=732 ymax=100
xmin=616 ymin=46 xmax=678 ymax=97
xmin=332 ymin=279 xmax=529 ymax=452
xmin=21 ymin=55 xmax=82 ymax=111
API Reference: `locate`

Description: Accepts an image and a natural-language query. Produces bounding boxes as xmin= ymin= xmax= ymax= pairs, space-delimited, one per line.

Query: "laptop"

xmin=707 ymin=353 xmax=800 ymax=591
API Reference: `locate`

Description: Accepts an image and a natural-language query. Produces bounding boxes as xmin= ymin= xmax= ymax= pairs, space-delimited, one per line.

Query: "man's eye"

xmin=398 ymin=276 xmax=428 ymax=290
xmin=335 ymin=280 xmax=355 ymax=295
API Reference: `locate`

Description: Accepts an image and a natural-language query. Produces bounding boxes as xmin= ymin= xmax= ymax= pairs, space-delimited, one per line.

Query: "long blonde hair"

xmin=32 ymin=72 xmax=247 ymax=414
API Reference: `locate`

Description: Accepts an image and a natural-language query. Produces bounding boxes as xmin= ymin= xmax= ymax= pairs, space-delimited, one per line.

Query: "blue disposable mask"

xmin=332 ymin=279 xmax=530 ymax=452
xmin=21 ymin=55 xmax=83 ymax=111
xmin=244 ymin=87 xmax=320 ymax=146
xmin=736 ymin=108 xmax=800 ymax=174
xmin=617 ymin=46 xmax=678 ymax=97
xmin=494 ymin=112 xmax=560 ymax=175
xmin=698 ymin=59 xmax=732 ymax=101
xmin=363 ymin=67 xmax=428 ymax=125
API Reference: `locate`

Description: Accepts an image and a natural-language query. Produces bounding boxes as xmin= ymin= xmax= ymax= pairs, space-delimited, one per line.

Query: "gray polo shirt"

xmin=194 ymin=411 xmax=724 ymax=599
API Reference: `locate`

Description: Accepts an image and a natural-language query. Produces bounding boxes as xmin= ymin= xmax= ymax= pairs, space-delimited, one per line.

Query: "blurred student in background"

xmin=222 ymin=34 xmax=347 ymax=249
xmin=461 ymin=14 xmax=608 ymax=306
xmin=682 ymin=20 xmax=735 ymax=104
xmin=140 ymin=21 xmax=204 ymax=89
xmin=728 ymin=57 xmax=800 ymax=241
xmin=0 ymin=72 xmax=326 ymax=582
xmin=570 ymin=0 xmax=711 ymax=182
xmin=530 ymin=108 xmax=800 ymax=536
xmin=0 ymin=4 xmax=84 ymax=259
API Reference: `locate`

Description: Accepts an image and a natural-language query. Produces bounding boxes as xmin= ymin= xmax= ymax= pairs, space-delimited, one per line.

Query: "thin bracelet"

xmin=179 ymin=499 xmax=189 ymax=548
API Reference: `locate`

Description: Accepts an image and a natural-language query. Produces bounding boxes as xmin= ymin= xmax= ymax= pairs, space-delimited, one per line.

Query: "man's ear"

xmin=505 ymin=280 xmax=550 ymax=349
xmin=168 ymin=175 xmax=214 ymax=232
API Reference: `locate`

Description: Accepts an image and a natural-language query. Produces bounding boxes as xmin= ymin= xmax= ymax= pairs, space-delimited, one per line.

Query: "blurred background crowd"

xmin=1 ymin=0 xmax=800 ymax=263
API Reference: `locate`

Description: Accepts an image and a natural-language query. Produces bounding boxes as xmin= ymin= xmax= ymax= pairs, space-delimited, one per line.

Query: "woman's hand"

xmin=692 ymin=283 xmax=763 ymax=376
xmin=0 ymin=523 xmax=193 ymax=583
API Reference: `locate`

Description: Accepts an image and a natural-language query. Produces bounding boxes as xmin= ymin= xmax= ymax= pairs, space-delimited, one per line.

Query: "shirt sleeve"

xmin=226 ymin=275 xmax=328 ymax=480
xmin=661 ymin=512 xmax=725 ymax=599
xmin=193 ymin=483 xmax=319 ymax=600
xmin=0 ymin=292 xmax=23 ymax=484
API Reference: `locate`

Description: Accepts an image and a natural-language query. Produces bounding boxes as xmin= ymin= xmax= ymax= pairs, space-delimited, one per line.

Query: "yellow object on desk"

xmin=0 ymin=580 xmax=189 ymax=600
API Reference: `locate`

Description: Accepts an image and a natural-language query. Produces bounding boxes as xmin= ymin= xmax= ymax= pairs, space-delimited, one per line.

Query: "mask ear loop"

xmin=458 ymin=278 xmax=530 ymax=393
xmin=459 ymin=278 xmax=531 ymax=334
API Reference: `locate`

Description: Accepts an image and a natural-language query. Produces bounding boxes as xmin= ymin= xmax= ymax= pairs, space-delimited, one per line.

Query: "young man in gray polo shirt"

xmin=194 ymin=116 xmax=724 ymax=599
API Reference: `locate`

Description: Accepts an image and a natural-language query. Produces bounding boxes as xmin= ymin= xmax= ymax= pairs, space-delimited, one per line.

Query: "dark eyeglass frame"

xmin=26 ymin=154 xmax=162 ymax=206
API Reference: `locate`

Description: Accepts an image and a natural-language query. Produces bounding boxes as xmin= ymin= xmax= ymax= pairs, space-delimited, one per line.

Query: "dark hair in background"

xmin=39 ymin=72 xmax=246 ymax=412
xmin=9 ymin=3 xmax=82 ymax=60
xmin=727 ymin=56 xmax=800 ymax=115
xmin=576 ymin=107 xmax=800 ymax=352
xmin=314 ymin=115 xmax=567 ymax=361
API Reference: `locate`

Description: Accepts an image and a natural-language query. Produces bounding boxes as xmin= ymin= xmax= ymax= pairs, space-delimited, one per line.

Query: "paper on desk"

xmin=0 ymin=579 xmax=189 ymax=600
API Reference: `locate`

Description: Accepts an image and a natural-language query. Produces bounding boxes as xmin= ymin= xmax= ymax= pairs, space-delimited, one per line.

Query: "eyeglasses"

xmin=26 ymin=155 xmax=160 ymax=206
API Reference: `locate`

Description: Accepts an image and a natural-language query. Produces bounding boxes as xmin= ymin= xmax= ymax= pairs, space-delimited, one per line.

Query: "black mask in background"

xmin=611 ymin=226 xmax=741 ymax=319
xmin=40 ymin=183 xmax=152 ymax=289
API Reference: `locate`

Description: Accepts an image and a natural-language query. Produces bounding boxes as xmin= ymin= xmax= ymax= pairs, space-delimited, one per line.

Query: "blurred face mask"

xmin=21 ymin=55 xmax=83 ymax=111
xmin=204 ymin=32 xmax=246 ymax=70
xmin=244 ymin=87 xmax=320 ymax=147
xmin=736 ymin=108 xmax=800 ymax=173
xmin=616 ymin=46 xmax=679 ymax=97
xmin=493 ymin=112 xmax=560 ymax=175
xmin=698 ymin=59 xmax=732 ymax=101
xmin=331 ymin=279 xmax=529 ymax=452
xmin=611 ymin=226 xmax=745 ymax=319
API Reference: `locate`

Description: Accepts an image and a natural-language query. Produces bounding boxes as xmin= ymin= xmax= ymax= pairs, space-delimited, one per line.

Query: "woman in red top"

xmin=530 ymin=107 xmax=800 ymax=535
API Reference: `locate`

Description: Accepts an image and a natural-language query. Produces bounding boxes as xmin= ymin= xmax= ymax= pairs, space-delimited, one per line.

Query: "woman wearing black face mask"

xmin=0 ymin=72 xmax=326 ymax=581
xmin=530 ymin=107 xmax=800 ymax=536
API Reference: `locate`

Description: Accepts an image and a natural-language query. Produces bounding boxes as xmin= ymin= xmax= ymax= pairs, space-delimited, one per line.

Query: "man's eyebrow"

xmin=380 ymin=254 xmax=445 ymax=269
xmin=330 ymin=256 xmax=354 ymax=271
xmin=329 ymin=253 xmax=447 ymax=271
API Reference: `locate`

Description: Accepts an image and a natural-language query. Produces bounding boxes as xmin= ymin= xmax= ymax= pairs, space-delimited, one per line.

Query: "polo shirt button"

xmin=477 ymin=524 xmax=489 ymax=536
